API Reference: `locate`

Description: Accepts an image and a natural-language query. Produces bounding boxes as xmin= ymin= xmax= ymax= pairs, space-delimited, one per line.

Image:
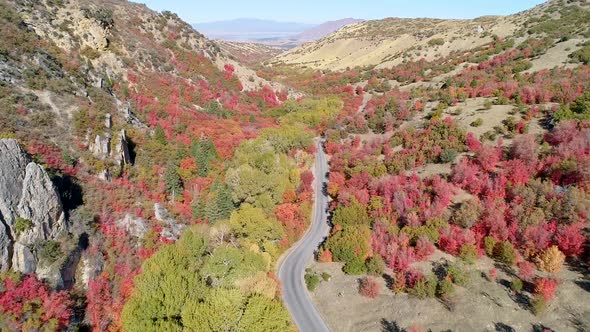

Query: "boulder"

xmin=154 ymin=203 xmax=185 ymax=241
xmin=36 ymin=261 xmax=64 ymax=289
xmin=12 ymin=242 xmax=36 ymax=274
xmin=78 ymin=253 xmax=104 ymax=289
xmin=116 ymin=213 xmax=148 ymax=239
xmin=0 ymin=139 xmax=30 ymax=226
xmin=16 ymin=162 xmax=68 ymax=245
xmin=89 ymin=134 xmax=111 ymax=160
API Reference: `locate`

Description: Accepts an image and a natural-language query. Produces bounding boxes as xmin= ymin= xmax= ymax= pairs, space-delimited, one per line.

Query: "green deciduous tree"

xmin=229 ymin=204 xmax=284 ymax=246
xmin=122 ymin=228 xmax=209 ymax=331
xmin=201 ymin=246 xmax=268 ymax=288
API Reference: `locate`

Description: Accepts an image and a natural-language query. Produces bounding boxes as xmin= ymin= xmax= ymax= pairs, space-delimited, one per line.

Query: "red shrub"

xmin=534 ymin=278 xmax=558 ymax=302
xmin=0 ymin=275 xmax=72 ymax=329
xmin=466 ymin=132 xmax=482 ymax=152
xmin=488 ymin=268 xmax=498 ymax=281
xmin=318 ymin=249 xmax=333 ymax=263
xmin=359 ymin=277 xmax=381 ymax=298
xmin=439 ymin=226 xmax=475 ymax=255
xmin=415 ymin=236 xmax=435 ymax=260
xmin=511 ymin=134 xmax=538 ymax=167
xmin=518 ymin=261 xmax=536 ymax=281
xmin=555 ymin=222 xmax=586 ymax=257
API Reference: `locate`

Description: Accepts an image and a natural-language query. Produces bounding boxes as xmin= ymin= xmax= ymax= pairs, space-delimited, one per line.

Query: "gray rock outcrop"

xmin=116 ymin=213 xmax=148 ymax=239
xmin=154 ymin=203 xmax=185 ymax=241
xmin=0 ymin=139 xmax=71 ymax=277
xmin=89 ymin=134 xmax=111 ymax=160
xmin=12 ymin=242 xmax=36 ymax=273
xmin=0 ymin=222 xmax=12 ymax=272
xmin=0 ymin=139 xmax=30 ymax=226
xmin=113 ymin=130 xmax=132 ymax=167
xmin=16 ymin=163 xmax=68 ymax=245
xmin=78 ymin=253 xmax=104 ymax=289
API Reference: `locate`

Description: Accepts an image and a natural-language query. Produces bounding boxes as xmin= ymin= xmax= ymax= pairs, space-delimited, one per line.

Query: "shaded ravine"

xmin=278 ymin=138 xmax=331 ymax=332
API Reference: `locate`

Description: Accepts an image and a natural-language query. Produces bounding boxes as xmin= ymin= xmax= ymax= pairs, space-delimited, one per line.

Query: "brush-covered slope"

xmin=0 ymin=0 xmax=335 ymax=330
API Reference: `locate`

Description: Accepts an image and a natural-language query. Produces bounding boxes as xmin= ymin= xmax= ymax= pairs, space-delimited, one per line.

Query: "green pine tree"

xmin=191 ymin=137 xmax=218 ymax=177
xmin=163 ymin=164 xmax=183 ymax=200
xmin=154 ymin=125 xmax=167 ymax=145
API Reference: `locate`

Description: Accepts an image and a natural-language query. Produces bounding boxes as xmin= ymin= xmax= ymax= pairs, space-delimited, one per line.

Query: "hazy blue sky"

xmin=136 ymin=0 xmax=546 ymax=24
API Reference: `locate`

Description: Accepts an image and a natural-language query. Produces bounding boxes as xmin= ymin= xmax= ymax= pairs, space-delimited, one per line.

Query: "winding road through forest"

xmin=278 ymin=138 xmax=331 ymax=332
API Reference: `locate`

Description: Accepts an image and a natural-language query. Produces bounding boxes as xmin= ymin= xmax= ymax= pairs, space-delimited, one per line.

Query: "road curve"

xmin=278 ymin=138 xmax=331 ymax=332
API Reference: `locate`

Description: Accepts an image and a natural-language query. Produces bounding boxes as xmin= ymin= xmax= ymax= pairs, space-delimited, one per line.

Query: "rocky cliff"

xmin=0 ymin=139 xmax=70 ymax=281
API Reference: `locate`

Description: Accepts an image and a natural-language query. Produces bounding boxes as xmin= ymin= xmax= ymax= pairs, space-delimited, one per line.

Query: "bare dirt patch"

xmin=309 ymin=256 xmax=590 ymax=332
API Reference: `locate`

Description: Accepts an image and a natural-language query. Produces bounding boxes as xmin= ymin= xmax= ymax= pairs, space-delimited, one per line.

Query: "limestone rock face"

xmin=116 ymin=213 xmax=148 ymax=239
xmin=12 ymin=242 xmax=36 ymax=274
xmin=0 ymin=139 xmax=30 ymax=226
xmin=89 ymin=134 xmax=111 ymax=160
xmin=113 ymin=130 xmax=132 ymax=167
xmin=0 ymin=222 xmax=12 ymax=272
xmin=36 ymin=261 xmax=64 ymax=289
xmin=77 ymin=17 xmax=109 ymax=50
xmin=154 ymin=203 xmax=185 ymax=241
xmin=78 ymin=253 xmax=104 ymax=289
xmin=105 ymin=113 xmax=112 ymax=129
xmin=16 ymin=163 xmax=68 ymax=245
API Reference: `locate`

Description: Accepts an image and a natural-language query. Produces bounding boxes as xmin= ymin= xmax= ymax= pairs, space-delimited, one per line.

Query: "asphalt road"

xmin=278 ymin=138 xmax=331 ymax=332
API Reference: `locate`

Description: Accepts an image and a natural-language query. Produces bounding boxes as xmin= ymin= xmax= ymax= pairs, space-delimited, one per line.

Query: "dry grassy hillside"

xmin=273 ymin=0 xmax=589 ymax=71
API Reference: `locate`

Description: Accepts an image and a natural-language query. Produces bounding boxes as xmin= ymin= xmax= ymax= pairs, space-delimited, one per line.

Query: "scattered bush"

xmin=437 ymin=278 xmax=455 ymax=298
xmin=470 ymin=118 xmax=484 ymax=127
xmin=493 ymin=241 xmax=516 ymax=266
xmin=38 ymin=240 xmax=62 ymax=264
xmin=428 ymin=38 xmax=445 ymax=46
xmin=305 ymin=272 xmax=320 ymax=291
xmin=447 ymin=264 xmax=469 ymax=286
xmin=531 ymin=296 xmax=547 ymax=315
xmin=535 ymin=246 xmax=565 ymax=273
xmin=359 ymin=277 xmax=381 ymax=298
xmin=510 ymin=277 xmax=523 ymax=292
xmin=459 ymin=244 xmax=478 ymax=264
xmin=487 ymin=268 xmax=498 ymax=282
xmin=409 ymin=274 xmax=438 ymax=299
xmin=534 ymin=278 xmax=557 ymax=302
xmin=14 ymin=217 xmax=33 ymax=236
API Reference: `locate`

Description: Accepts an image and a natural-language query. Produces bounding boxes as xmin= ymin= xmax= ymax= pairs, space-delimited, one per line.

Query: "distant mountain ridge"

xmin=295 ymin=18 xmax=364 ymax=42
xmin=193 ymin=17 xmax=364 ymax=50
xmin=193 ymin=18 xmax=314 ymax=40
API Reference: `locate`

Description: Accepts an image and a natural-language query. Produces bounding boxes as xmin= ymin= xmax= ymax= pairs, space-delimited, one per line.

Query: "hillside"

xmin=0 ymin=0 xmax=589 ymax=331
xmin=274 ymin=0 xmax=590 ymax=71
xmin=257 ymin=0 xmax=590 ymax=331
xmin=0 ymin=0 xmax=336 ymax=330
